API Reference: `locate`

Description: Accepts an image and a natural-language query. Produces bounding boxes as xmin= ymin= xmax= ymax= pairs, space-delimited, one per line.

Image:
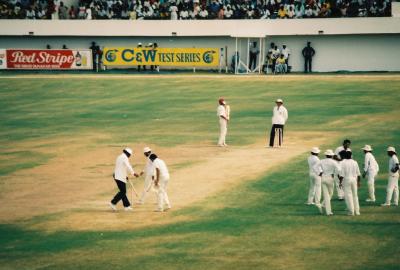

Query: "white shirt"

xmin=282 ymin=48 xmax=290 ymax=59
xmin=272 ymin=105 xmax=288 ymax=125
xmin=316 ymin=158 xmax=340 ymax=176
xmin=217 ymin=105 xmax=226 ymax=118
xmin=153 ymin=158 xmax=170 ymax=180
xmin=339 ymin=159 xmax=361 ymax=179
xmin=114 ymin=153 xmax=135 ymax=183
xmin=364 ymin=152 xmax=379 ymax=173
xmin=144 ymin=157 xmax=155 ymax=176
xmin=334 ymin=146 xmax=352 ymax=161
xmin=389 ymin=154 xmax=399 ymax=176
xmin=308 ymin=155 xmax=321 ymax=175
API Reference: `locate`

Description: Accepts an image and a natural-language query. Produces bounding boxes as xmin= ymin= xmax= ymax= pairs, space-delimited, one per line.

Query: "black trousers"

xmin=304 ymin=58 xmax=312 ymax=73
xmin=249 ymin=54 xmax=257 ymax=70
xmin=111 ymin=179 xmax=130 ymax=207
xmin=269 ymin=124 xmax=284 ymax=147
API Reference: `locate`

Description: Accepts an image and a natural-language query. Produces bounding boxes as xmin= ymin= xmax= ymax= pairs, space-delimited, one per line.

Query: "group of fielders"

xmin=307 ymin=140 xmax=399 ymax=216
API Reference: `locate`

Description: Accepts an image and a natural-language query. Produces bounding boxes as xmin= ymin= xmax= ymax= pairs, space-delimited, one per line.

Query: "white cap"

xmin=362 ymin=145 xmax=373 ymax=151
xmin=124 ymin=147 xmax=133 ymax=155
xmin=143 ymin=146 xmax=152 ymax=153
xmin=138 ymin=42 xmax=142 ymax=45
xmin=311 ymin=147 xmax=320 ymax=154
xmin=324 ymin=149 xmax=334 ymax=156
xmin=387 ymin=146 xmax=396 ymax=153
xmin=148 ymin=43 xmax=153 ymax=46
xmin=276 ymin=98 xmax=283 ymax=103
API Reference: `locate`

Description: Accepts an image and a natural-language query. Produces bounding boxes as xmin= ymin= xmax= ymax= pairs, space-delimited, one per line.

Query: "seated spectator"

xmin=275 ymin=54 xmax=287 ymax=74
xmin=217 ymin=5 xmax=223 ymax=19
xmin=198 ymin=5 xmax=208 ymax=19
xmin=58 ymin=2 xmax=68 ymax=19
xmin=277 ymin=5 xmax=286 ymax=18
xmin=68 ymin=5 xmax=76 ymax=19
xmin=25 ymin=7 xmax=35 ymax=19
xmin=304 ymin=5 xmax=313 ymax=17
xmin=262 ymin=51 xmax=274 ymax=74
xmin=224 ymin=5 xmax=233 ymax=19
xmin=287 ymin=6 xmax=295 ymax=18
xmin=180 ymin=7 xmax=189 ymax=19
xmin=260 ymin=6 xmax=271 ymax=19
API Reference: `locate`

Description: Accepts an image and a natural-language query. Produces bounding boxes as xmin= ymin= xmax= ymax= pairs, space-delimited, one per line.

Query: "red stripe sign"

xmin=3 ymin=49 xmax=92 ymax=70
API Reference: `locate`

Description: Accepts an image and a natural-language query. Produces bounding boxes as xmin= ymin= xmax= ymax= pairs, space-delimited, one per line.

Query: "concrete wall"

xmin=1 ymin=34 xmax=399 ymax=72
xmin=1 ymin=18 xmax=400 ymax=72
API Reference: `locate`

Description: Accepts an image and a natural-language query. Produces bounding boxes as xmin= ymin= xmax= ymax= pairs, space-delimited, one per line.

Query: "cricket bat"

xmin=226 ymin=105 xmax=230 ymax=120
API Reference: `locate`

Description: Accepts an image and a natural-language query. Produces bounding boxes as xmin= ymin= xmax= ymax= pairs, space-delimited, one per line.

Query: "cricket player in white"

xmin=109 ymin=148 xmax=139 ymax=211
xmin=217 ymin=98 xmax=229 ymax=147
xmin=381 ymin=146 xmax=399 ymax=206
xmin=268 ymin=98 xmax=288 ymax=147
xmin=339 ymin=151 xmax=361 ymax=216
xmin=362 ymin=145 xmax=379 ymax=202
xmin=137 ymin=147 xmax=156 ymax=204
xmin=334 ymin=139 xmax=351 ymax=200
xmin=306 ymin=147 xmax=322 ymax=206
xmin=149 ymin=154 xmax=171 ymax=212
xmin=314 ymin=149 xmax=340 ymax=215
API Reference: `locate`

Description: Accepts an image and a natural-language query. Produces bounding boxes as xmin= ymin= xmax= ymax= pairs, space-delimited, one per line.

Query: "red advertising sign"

xmin=4 ymin=49 xmax=92 ymax=70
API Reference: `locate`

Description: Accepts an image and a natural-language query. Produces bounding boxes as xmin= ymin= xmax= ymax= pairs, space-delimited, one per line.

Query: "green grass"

xmin=0 ymin=75 xmax=399 ymax=269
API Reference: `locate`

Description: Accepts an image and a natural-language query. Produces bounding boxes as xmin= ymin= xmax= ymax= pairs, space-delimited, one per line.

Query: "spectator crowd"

xmin=0 ymin=0 xmax=392 ymax=20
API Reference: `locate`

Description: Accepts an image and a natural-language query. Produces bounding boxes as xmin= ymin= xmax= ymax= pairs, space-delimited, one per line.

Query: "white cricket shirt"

xmin=144 ymin=157 xmax=155 ymax=176
xmin=114 ymin=153 xmax=135 ymax=183
xmin=364 ymin=152 xmax=379 ymax=173
xmin=217 ymin=105 xmax=226 ymax=118
xmin=272 ymin=105 xmax=288 ymax=125
xmin=339 ymin=159 xmax=361 ymax=180
xmin=389 ymin=154 xmax=399 ymax=176
xmin=317 ymin=158 xmax=340 ymax=176
xmin=308 ymin=155 xmax=321 ymax=175
xmin=153 ymin=158 xmax=170 ymax=180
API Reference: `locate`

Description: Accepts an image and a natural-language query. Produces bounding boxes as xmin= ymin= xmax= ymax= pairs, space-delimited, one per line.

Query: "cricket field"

xmin=0 ymin=74 xmax=399 ymax=270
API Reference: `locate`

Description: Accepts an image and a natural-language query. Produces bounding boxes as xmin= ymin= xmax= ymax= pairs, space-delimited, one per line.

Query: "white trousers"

xmin=218 ymin=117 xmax=227 ymax=146
xmin=307 ymin=173 xmax=321 ymax=205
xmin=366 ymin=171 xmax=377 ymax=201
xmin=385 ymin=174 xmax=399 ymax=205
xmin=139 ymin=175 xmax=155 ymax=203
xmin=157 ymin=178 xmax=171 ymax=211
xmin=343 ymin=178 xmax=360 ymax=215
xmin=322 ymin=175 xmax=335 ymax=215
xmin=334 ymin=174 xmax=345 ymax=199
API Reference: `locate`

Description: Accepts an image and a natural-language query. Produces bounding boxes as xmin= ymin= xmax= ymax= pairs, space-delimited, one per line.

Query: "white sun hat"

xmin=311 ymin=147 xmax=321 ymax=154
xmin=276 ymin=98 xmax=283 ymax=103
xmin=387 ymin=146 xmax=396 ymax=153
xmin=324 ymin=149 xmax=334 ymax=156
xmin=124 ymin=147 xmax=133 ymax=155
xmin=362 ymin=145 xmax=373 ymax=151
xmin=143 ymin=146 xmax=152 ymax=153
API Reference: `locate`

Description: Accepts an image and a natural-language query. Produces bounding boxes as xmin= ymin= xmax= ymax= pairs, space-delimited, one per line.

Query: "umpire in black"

xmin=302 ymin=41 xmax=315 ymax=73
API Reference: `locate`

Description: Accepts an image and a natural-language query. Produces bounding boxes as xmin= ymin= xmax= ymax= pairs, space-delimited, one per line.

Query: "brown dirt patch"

xmin=0 ymin=131 xmax=335 ymax=231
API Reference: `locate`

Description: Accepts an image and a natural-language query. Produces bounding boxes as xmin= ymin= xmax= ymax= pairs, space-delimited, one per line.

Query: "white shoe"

xmin=381 ymin=203 xmax=391 ymax=206
xmin=154 ymin=208 xmax=164 ymax=212
xmin=109 ymin=202 xmax=117 ymax=211
xmin=124 ymin=206 xmax=133 ymax=211
xmin=327 ymin=212 xmax=334 ymax=216
xmin=347 ymin=212 xmax=355 ymax=216
xmin=366 ymin=198 xmax=375 ymax=202
xmin=394 ymin=203 xmax=398 ymax=206
xmin=355 ymin=212 xmax=360 ymax=216
xmin=164 ymin=206 xmax=172 ymax=211
xmin=305 ymin=202 xmax=315 ymax=205
xmin=316 ymin=204 xmax=323 ymax=214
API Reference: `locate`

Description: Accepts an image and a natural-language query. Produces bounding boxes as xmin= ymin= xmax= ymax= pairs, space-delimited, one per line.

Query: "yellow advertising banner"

xmin=103 ymin=47 xmax=219 ymax=67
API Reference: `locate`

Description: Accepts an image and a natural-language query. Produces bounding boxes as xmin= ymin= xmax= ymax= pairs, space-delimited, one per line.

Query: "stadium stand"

xmin=0 ymin=0 xmax=392 ymax=20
